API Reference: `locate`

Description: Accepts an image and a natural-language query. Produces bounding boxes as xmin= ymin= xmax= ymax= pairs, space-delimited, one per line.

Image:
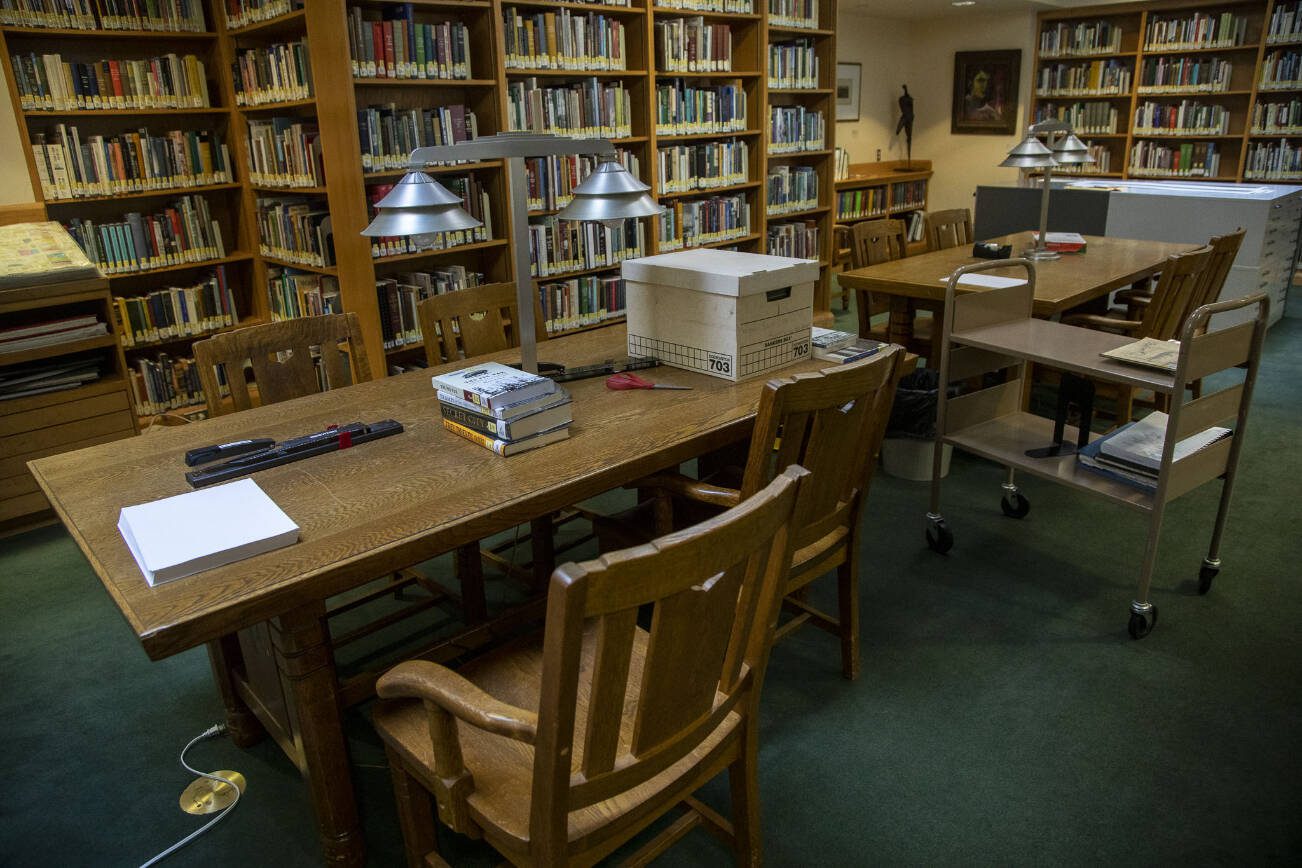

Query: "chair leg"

xmin=728 ymin=726 xmax=763 ymax=868
xmin=454 ymin=543 xmax=488 ymax=624
xmin=386 ymin=745 xmax=440 ymax=868
xmin=836 ymin=556 xmax=860 ymax=681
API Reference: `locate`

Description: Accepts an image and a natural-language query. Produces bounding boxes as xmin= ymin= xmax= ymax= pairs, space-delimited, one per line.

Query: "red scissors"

xmin=605 ymin=372 xmax=692 ymax=391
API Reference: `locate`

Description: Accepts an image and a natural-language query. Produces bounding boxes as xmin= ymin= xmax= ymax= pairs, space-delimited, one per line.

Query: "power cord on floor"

xmin=138 ymin=723 xmax=241 ymax=868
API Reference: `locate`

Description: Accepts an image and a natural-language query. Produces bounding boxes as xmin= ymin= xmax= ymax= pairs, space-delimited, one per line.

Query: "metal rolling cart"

xmin=923 ymin=259 xmax=1268 ymax=638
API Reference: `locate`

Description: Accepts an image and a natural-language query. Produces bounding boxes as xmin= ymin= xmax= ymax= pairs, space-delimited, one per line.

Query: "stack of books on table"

xmin=1077 ymin=410 xmax=1231 ymax=490
xmin=431 ymin=361 xmax=572 ymax=456
xmin=810 ymin=327 xmax=886 ymax=363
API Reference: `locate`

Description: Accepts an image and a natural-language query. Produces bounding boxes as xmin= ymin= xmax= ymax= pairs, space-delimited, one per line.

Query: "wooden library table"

xmin=27 ymin=324 xmax=832 ymax=867
xmin=838 ymin=233 xmax=1195 ymax=344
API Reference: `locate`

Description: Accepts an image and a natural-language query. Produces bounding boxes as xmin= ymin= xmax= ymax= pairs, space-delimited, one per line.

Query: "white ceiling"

xmin=841 ymin=0 xmax=1146 ymax=22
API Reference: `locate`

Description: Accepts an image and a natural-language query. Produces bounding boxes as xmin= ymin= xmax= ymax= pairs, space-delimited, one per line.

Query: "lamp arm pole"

xmin=1036 ymin=131 xmax=1056 ymax=258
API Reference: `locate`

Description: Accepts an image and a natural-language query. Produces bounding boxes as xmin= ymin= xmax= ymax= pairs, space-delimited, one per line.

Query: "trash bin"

xmin=882 ymin=369 xmax=951 ymax=481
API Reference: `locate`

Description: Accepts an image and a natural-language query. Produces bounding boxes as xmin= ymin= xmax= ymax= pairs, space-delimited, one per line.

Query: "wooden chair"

xmin=831 ymin=223 xmax=854 ymax=311
xmin=192 ymin=312 xmax=372 ymax=416
xmin=1064 ymin=244 xmax=1214 ymax=421
xmin=924 ymin=208 xmax=973 ymax=252
xmin=373 ymin=466 xmax=812 ymax=867
xmin=850 ymin=218 xmax=938 ymax=362
xmin=595 ymin=347 xmax=905 ymax=680
xmin=416 ymin=281 xmax=546 ymax=367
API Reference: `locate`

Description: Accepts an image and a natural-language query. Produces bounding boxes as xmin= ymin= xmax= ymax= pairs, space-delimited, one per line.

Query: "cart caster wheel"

xmin=926 ymin=519 xmax=954 ymax=554
xmin=1000 ymin=492 xmax=1030 ymax=519
xmin=1198 ymin=564 xmax=1219 ymax=595
xmin=1128 ymin=606 xmax=1158 ymax=640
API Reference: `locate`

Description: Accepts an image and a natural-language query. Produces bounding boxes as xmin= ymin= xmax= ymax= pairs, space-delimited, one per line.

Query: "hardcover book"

xmin=439 ymin=392 xmax=572 ymax=441
xmin=431 ymin=361 xmax=557 ymax=411
xmin=442 ymin=417 xmax=570 ymax=456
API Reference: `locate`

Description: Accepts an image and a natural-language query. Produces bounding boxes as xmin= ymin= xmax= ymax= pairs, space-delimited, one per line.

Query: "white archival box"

xmin=621 ymin=250 xmax=818 ymax=381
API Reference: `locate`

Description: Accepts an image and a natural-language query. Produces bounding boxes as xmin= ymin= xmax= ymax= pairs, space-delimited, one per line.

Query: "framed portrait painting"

xmin=836 ymin=62 xmax=861 ymax=122
xmin=951 ymin=50 xmax=1021 ymax=135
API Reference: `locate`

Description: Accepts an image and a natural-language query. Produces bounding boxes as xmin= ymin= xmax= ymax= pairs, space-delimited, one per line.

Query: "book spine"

xmin=442 ymin=417 xmax=506 ymax=455
xmin=439 ymin=402 xmax=509 ymax=439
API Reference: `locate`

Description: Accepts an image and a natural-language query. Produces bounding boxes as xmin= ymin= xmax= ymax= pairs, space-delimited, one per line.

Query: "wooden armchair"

xmin=595 ymin=347 xmax=905 ymax=680
xmin=924 ymin=208 xmax=973 ymax=252
xmin=416 ymin=281 xmax=546 ymax=367
xmin=1064 ymin=244 xmax=1214 ymax=421
xmin=849 ymin=218 xmax=939 ymax=360
xmin=192 ymin=311 xmax=372 ymax=416
xmin=373 ymin=466 xmax=812 ymax=867
xmin=1116 ymin=229 xmax=1245 ymax=326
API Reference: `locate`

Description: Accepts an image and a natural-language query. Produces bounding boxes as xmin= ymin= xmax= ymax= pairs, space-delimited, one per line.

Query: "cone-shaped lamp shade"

xmin=361 ymin=170 xmax=481 ymax=237
xmin=555 ymin=158 xmax=664 ymax=224
xmin=1050 ymin=133 xmax=1096 ymax=164
xmin=999 ymin=133 xmax=1056 ymax=168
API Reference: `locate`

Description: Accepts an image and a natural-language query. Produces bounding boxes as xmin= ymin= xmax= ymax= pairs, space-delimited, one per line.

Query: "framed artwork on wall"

xmin=951 ymin=50 xmax=1021 ymax=135
xmin=836 ymin=62 xmax=862 ymax=122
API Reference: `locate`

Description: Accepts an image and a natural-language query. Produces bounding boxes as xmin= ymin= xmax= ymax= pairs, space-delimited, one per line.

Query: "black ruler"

xmin=186 ymin=419 xmax=404 ymax=488
xmin=546 ymin=357 xmax=660 ymax=383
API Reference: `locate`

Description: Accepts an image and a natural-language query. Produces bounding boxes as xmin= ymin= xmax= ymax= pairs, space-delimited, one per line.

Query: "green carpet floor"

xmin=2 ymin=296 xmax=1299 ymax=866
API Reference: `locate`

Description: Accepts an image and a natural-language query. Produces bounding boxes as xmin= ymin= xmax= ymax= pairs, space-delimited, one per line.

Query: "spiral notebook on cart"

xmin=1077 ymin=412 xmax=1232 ymax=489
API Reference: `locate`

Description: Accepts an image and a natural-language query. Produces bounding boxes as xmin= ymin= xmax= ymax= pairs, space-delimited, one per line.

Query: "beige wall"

xmin=0 ymin=63 xmax=34 ymax=205
xmin=836 ymin=8 xmax=1037 ymax=213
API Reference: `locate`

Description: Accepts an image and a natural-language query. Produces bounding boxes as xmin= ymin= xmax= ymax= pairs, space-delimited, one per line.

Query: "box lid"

xmin=621 ymin=250 xmax=820 ymax=296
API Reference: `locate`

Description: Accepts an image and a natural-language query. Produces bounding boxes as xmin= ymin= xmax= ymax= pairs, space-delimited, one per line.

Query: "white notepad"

xmin=938 ymin=274 xmax=1028 ymax=289
xmin=118 ymin=478 xmax=300 ymax=587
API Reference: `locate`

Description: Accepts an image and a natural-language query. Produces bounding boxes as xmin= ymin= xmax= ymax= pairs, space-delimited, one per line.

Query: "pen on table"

xmin=184 ymin=438 xmax=276 ymax=467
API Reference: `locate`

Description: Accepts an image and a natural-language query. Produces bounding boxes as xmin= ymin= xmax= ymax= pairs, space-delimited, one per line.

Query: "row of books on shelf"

xmin=232 ymin=39 xmax=312 ymax=106
xmin=658 ymin=0 xmax=751 ymax=12
xmin=1143 ymin=12 xmax=1249 ymax=51
xmin=0 ymin=356 xmax=102 ymax=401
xmin=654 ymin=15 xmax=731 ymax=73
xmin=1252 ymin=98 xmax=1302 ymax=132
xmin=115 ymin=267 xmax=238 ymax=347
xmin=834 ymin=146 xmax=848 ymax=180
xmin=1036 ymin=60 xmax=1131 ymax=97
xmin=367 ymin=175 xmax=492 ymax=258
xmin=0 ymin=0 xmax=207 ymax=31
xmin=358 ymin=103 xmax=478 ymax=172
xmin=1129 ymin=140 xmax=1220 ymax=177
xmin=538 ymin=275 xmax=625 ymax=335
xmin=10 ymin=51 xmax=211 ymax=112
xmin=1138 ymin=56 xmax=1231 ymax=93
xmin=1133 ymin=100 xmax=1229 ymax=135
xmin=527 ymin=150 xmax=638 ymax=212
xmin=30 ymin=126 xmax=231 ymax=201
xmin=434 ymin=362 xmax=572 ymax=457
xmin=768 ymin=0 xmax=818 ymax=30
xmin=506 ymin=77 xmax=634 ymax=140
xmin=504 ymin=8 xmax=629 ymax=72
xmin=528 ymin=218 xmax=644 ymax=277
xmin=892 ymin=179 xmax=926 ymax=210
xmin=769 ymin=105 xmax=824 ymax=153
xmin=1267 ymin=1 xmax=1302 ymax=45
xmin=0 ymin=314 xmax=107 ymax=356
xmin=247 ymin=118 xmax=322 ymax=188
xmin=222 ymin=0 xmax=300 ymax=30
xmin=129 ymin=352 xmax=216 ymax=418
xmin=1244 ymin=138 xmax=1302 ymax=178
xmin=765 ymin=164 xmax=816 ymax=215
xmin=836 ymin=186 xmax=885 ymax=220
xmin=267 ymin=268 xmax=340 ymax=322
xmin=765 ymin=219 xmax=817 ymax=259
xmin=346 ymin=7 xmax=472 ymax=81
xmin=1035 ymin=101 xmax=1119 ymax=134
xmin=767 ymin=38 xmax=819 ymax=89
xmin=656 ymin=193 xmax=750 ymax=250
xmin=376 ymin=267 xmax=485 ymax=350
xmin=257 ymin=197 xmax=332 ymax=267
xmin=657 ymin=139 xmax=749 ymax=193
xmin=1039 ymin=20 xmax=1123 ymax=58
xmin=1055 ymin=144 xmax=1111 ymax=173
xmin=655 ymin=79 xmax=747 ymax=135
xmin=65 ymin=194 xmax=225 ymax=274
xmin=1260 ymin=49 xmax=1302 ymax=88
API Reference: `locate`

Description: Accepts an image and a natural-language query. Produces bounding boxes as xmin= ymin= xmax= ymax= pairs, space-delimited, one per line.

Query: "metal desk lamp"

xmin=362 ymin=132 xmax=663 ymax=372
xmin=1000 ymin=120 xmax=1095 ymax=261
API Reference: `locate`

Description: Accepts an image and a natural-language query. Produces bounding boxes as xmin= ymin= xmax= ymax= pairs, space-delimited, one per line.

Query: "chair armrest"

xmin=1062 ymin=313 xmax=1142 ymax=334
xmin=378 ymin=660 xmax=538 ymax=744
xmin=632 ymin=471 xmax=742 ymax=508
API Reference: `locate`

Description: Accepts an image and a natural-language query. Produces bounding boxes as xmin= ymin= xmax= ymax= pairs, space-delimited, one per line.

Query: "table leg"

xmin=206 ymin=634 xmax=266 ymax=748
xmin=274 ymin=604 xmax=366 ymax=867
xmin=886 ymin=297 xmax=917 ymax=347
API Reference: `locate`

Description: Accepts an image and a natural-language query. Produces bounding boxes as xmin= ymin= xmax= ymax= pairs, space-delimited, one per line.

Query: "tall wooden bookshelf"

xmin=1 ymin=0 xmax=842 ymax=413
xmin=1032 ymin=0 xmax=1302 ymax=183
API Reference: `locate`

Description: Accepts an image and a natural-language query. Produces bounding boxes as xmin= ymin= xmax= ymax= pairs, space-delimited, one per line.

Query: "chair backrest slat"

xmin=850 ymin=218 xmax=908 ymax=269
xmin=192 ymin=312 xmax=372 ymax=416
xmin=1140 ymin=245 xmax=1214 ymax=341
xmin=925 ymin=209 xmax=973 ymax=251
xmin=1192 ymin=228 xmax=1246 ymax=317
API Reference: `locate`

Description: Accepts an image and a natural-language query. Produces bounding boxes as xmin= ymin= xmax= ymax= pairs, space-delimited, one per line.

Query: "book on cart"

xmin=1100 ymin=337 xmax=1181 ymax=373
xmin=1077 ymin=411 xmax=1232 ymax=489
